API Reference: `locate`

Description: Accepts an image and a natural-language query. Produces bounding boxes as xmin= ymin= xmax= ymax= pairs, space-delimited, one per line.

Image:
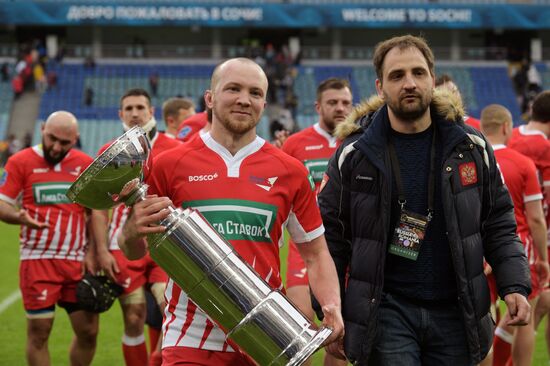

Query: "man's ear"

xmin=375 ymin=79 xmax=384 ymax=99
xmin=204 ymin=90 xmax=214 ymax=109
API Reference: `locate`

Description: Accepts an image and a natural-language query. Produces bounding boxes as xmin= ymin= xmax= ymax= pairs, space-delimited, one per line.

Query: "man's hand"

xmin=535 ymin=259 xmax=550 ymax=288
xmin=82 ymin=246 xmax=97 ymax=275
xmin=119 ymin=195 xmax=172 ymax=260
xmin=503 ymin=293 xmax=531 ymax=326
xmin=18 ymin=209 xmax=49 ymax=229
xmin=321 ymin=304 xmax=346 ymax=360
xmin=97 ymin=249 xmax=120 ymax=281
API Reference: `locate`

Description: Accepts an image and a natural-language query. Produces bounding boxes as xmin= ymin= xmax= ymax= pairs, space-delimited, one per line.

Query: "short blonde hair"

xmin=480 ymin=104 xmax=512 ymax=135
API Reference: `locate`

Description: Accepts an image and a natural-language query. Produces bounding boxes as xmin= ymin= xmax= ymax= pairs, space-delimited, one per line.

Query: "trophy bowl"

xmin=66 ymin=126 xmax=150 ymax=209
xmin=68 ymin=126 xmax=332 ymax=366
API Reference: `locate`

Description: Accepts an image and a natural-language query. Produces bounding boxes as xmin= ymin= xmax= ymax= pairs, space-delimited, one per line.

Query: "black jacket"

xmin=318 ymin=90 xmax=531 ymax=365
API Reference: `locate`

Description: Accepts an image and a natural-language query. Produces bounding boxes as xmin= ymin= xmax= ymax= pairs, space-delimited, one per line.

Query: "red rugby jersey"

xmin=149 ymin=133 xmax=323 ymax=351
xmin=0 ymin=146 xmax=93 ymax=261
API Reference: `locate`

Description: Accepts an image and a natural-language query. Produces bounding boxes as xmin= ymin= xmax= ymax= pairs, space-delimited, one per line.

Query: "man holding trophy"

xmin=117 ymin=58 xmax=345 ymax=365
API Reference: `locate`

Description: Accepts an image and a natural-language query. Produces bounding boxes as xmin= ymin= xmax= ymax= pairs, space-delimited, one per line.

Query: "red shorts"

xmin=20 ymin=259 xmax=82 ymax=311
xmin=112 ymin=250 xmax=168 ymax=295
xmin=162 ymin=346 xmax=256 ymax=366
xmin=286 ymin=240 xmax=308 ymax=289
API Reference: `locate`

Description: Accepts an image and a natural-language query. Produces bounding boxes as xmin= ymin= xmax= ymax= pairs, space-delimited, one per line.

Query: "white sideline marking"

xmin=0 ymin=290 xmax=21 ymax=314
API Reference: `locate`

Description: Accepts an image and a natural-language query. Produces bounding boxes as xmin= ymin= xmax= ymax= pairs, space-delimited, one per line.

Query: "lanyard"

xmin=388 ymin=125 xmax=436 ymax=221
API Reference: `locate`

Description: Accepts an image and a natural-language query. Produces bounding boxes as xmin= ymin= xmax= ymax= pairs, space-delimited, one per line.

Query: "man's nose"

xmin=237 ymin=92 xmax=251 ymax=106
xmin=403 ymin=74 xmax=417 ymax=89
xmin=52 ymin=141 xmax=63 ymax=153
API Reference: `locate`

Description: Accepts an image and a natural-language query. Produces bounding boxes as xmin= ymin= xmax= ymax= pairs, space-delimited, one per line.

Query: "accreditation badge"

xmin=389 ymin=210 xmax=429 ymax=261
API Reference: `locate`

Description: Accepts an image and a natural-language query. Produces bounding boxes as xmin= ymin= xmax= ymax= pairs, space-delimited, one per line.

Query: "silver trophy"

xmin=67 ymin=127 xmax=332 ymax=366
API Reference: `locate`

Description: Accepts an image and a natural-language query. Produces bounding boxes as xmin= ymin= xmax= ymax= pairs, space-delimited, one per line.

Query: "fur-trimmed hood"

xmin=335 ymin=88 xmax=465 ymax=140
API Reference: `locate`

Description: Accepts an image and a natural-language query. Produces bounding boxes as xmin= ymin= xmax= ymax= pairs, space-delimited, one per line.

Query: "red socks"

xmin=493 ymin=327 xmax=513 ymax=366
xmin=122 ymin=334 xmax=148 ymax=366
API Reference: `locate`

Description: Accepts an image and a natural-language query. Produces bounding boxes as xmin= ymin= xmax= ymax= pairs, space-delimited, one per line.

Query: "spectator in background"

xmin=527 ymin=62 xmax=542 ymax=95
xmin=47 ymin=70 xmax=58 ymax=89
xmin=23 ymin=132 xmax=32 ymax=149
xmin=84 ymin=87 xmax=94 ymax=107
xmin=33 ymin=58 xmax=47 ymax=93
xmin=13 ymin=50 xmax=35 ymax=97
xmin=1 ymin=62 xmax=9 ymax=82
xmin=84 ymin=56 xmax=96 ymax=69
xmin=513 ymin=61 xmax=529 ymax=113
xmin=149 ymin=72 xmax=159 ymax=97
xmin=55 ymin=44 xmax=66 ymax=64
xmin=161 ymin=97 xmax=195 ymax=138
xmin=7 ymin=134 xmax=21 ymax=160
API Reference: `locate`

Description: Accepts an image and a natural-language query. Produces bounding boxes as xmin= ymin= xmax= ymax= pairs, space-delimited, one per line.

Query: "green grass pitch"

xmin=0 ymin=221 xmax=547 ymax=365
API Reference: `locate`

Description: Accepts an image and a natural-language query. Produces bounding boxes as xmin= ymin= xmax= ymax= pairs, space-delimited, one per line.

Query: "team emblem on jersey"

xmin=249 ymin=176 xmax=278 ymax=192
xmin=188 ymin=173 xmax=219 ymax=182
xmin=33 ymin=182 xmax=72 ymax=205
xmin=305 ymin=144 xmax=323 ymax=151
xmin=0 ymin=171 xmax=7 ymax=187
xmin=459 ymin=162 xmax=478 ymax=186
xmin=177 ymin=126 xmax=192 ymax=139
xmin=304 ymin=158 xmax=330 ymax=183
xmin=69 ymin=166 xmax=82 ymax=176
xmin=182 ymin=199 xmax=278 ymax=243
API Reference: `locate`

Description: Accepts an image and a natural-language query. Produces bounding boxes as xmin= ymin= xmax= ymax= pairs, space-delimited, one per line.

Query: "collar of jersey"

xmin=313 ymin=123 xmax=338 ymax=148
xmin=200 ymin=132 xmax=265 ymax=178
xmin=32 ymin=144 xmax=69 ymax=171
xmin=492 ymin=144 xmax=506 ymax=151
xmin=519 ymin=125 xmax=547 ymax=139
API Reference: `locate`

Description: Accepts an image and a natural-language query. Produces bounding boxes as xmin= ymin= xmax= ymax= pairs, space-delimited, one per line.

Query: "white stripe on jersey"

xmin=62 ymin=213 xmax=73 ymax=256
xmin=287 ymin=210 xmax=324 ymax=244
xmin=46 ymin=210 xmax=62 ymax=258
xmin=74 ymin=215 xmax=83 ymax=258
xmin=108 ymin=205 xmax=130 ymax=251
xmin=0 ymin=193 xmax=17 ymax=206
xmin=28 ymin=209 xmax=50 ymax=258
xmin=162 ymin=279 xmax=233 ymax=352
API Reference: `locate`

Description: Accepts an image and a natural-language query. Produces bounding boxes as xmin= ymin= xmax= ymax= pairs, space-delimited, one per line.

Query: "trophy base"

xmin=286 ymin=327 xmax=332 ymax=366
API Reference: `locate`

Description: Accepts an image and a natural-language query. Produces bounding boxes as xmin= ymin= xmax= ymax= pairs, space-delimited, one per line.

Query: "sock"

xmin=122 ymin=334 xmax=148 ymax=366
xmin=148 ymin=327 xmax=161 ymax=354
xmin=493 ymin=327 xmax=513 ymax=366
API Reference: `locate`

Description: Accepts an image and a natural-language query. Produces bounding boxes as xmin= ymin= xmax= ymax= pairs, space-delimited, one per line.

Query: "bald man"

xmin=118 ymin=58 xmax=344 ymax=365
xmin=481 ymin=104 xmax=549 ymax=366
xmin=0 ymin=111 xmax=99 ymax=366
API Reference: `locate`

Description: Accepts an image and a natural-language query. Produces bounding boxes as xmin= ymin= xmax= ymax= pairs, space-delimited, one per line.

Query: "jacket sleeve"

xmin=317 ymin=139 xmax=354 ymax=306
xmin=480 ymin=136 xmax=531 ymax=298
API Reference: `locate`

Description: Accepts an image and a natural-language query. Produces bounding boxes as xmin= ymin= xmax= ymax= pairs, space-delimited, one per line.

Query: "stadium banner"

xmin=2 ymin=2 xmax=550 ymax=28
